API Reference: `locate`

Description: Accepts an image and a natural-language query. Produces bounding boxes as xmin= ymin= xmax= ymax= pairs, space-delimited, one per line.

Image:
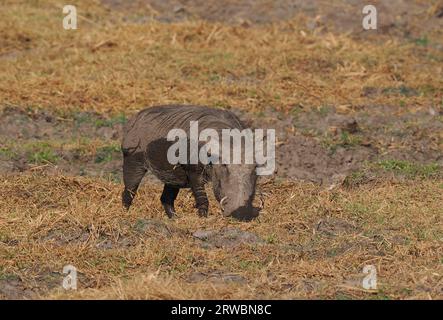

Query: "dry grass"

xmin=0 ymin=0 xmax=442 ymax=115
xmin=0 ymin=174 xmax=441 ymax=299
xmin=0 ymin=0 xmax=442 ymax=300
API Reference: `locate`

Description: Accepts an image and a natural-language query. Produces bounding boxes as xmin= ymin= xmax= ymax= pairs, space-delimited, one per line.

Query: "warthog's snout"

xmin=229 ymin=205 xmax=261 ymax=221
xmin=219 ymin=194 xmax=261 ymax=221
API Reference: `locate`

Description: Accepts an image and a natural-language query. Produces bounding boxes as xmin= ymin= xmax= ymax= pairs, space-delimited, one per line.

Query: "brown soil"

xmin=2 ymin=105 xmax=441 ymax=187
xmin=241 ymin=104 xmax=443 ymax=184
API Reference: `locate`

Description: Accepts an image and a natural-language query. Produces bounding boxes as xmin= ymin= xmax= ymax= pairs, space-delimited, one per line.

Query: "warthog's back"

xmin=121 ymin=105 xmax=244 ymax=186
xmin=122 ymin=105 xmax=243 ymax=153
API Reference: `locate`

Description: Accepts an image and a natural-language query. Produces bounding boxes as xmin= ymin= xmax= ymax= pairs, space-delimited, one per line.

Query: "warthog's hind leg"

xmin=160 ymin=184 xmax=180 ymax=218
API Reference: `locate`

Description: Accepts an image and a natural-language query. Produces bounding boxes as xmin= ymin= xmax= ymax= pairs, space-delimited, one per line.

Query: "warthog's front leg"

xmin=122 ymin=152 xmax=146 ymax=209
xmin=189 ymin=172 xmax=209 ymax=217
xmin=160 ymin=184 xmax=180 ymax=218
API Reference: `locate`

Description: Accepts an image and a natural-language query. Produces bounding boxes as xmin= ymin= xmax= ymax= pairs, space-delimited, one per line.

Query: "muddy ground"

xmin=1 ymin=104 xmax=441 ymax=186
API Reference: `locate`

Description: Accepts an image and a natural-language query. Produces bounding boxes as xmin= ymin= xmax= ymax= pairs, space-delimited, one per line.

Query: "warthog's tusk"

xmin=220 ymin=196 xmax=228 ymax=211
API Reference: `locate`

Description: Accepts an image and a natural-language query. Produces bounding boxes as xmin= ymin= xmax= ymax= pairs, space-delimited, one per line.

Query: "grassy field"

xmin=0 ymin=0 xmax=442 ymax=299
xmin=1 ymin=174 xmax=442 ymax=299
xmin=1 ymin=1 xmax=442 ymax=114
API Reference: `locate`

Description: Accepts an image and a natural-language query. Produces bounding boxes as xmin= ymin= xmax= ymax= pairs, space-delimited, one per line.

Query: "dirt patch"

xmin=134 ymin=218 xmax=189 ymax=237
xmin=193 ymin=227 xmax=263 ymax=249
xmin=42 ymin=229 xmax=134 ymax=250
xmin=102 ymin=0 xmax=300 ymax=24
xmin=315 ymin=217 xmax=360 ymax=237
xmin=0 ymin=277 xmax=35 ymax=300
xmin=41 ymin=226 xmax=90 ymax=246
xmin=1 ymin=106 xmax=441 ymax=187
xmin=241 ymin=104 xmax=442 ymax=185
xmin=39 ymin=219 xmax=193 ymax=250
xmin=101 ymin=0 xmax=443 ymax=42
xmin=0 ymin=270 xmax=94 ymax=299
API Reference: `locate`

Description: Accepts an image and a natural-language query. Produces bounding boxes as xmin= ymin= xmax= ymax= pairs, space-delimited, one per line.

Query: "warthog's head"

xmin=211 ymin=163 xmax=259 ymax=220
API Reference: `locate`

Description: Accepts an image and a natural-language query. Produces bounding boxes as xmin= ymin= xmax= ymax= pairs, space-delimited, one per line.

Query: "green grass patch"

xmin=95 ymin=144 xmax=121 ymax=163
xmin=322 ymin=131 xmax=363 ymax=154
xmin=315 ymin=105 xmax=331 ymax=117
xmin=94 ymin=113 xmax=127 ymax=128
xmin=376 ymin=160 xmax=440 ymax=178
xmin=74 ymin=112 xmax=127 ymax=128
xmin=0 ymin=146 xmax=17 ymax=159
xmin=413 ymin=36 xmax=429 ymax=47
xmin=345 ymin=160 xmax=441 ymax=187
xmin=26 ymin=142 xmax=59 ymax=164
xmin=382 ymin=85 xmax=418 ymax=97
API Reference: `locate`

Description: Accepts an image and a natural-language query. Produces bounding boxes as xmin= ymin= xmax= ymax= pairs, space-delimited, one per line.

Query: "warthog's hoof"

xmin=122 ymin=190 xmax=134 ymax=210
xmin=163 ymin=203 xmax=176 ymax=219
xmin=197 ymin=208 xmax=208 ymax=217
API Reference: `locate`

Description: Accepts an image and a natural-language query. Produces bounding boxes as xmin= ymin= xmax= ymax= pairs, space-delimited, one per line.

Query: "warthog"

xmin=121 ymin=105 xmax=262 ymax=220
